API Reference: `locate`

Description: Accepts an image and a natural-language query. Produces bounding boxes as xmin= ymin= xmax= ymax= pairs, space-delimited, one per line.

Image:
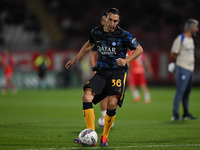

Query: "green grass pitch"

xmin=0 ymin=87 xmax=200 ymax=150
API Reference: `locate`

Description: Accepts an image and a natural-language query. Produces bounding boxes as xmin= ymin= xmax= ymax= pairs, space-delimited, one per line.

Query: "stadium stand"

xmin=0 ymin=0 xmax=199 ymax=50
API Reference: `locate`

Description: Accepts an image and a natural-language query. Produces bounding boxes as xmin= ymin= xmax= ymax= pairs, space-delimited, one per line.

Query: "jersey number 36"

xmin=112 ymin=79 xmax=121 ymax=87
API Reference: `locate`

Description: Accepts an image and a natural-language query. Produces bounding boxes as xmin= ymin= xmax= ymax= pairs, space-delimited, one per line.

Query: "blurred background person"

xmin=81 ymin=54 xmax=92 ymax=85
xmin=170 ymin=19 xmax=199 ymax=121
xmin=2 ymin=49 xmax=16 ymax=94
xmin=34 ymin=53 xmax=51 ymax=89
xmin=127 ymin=50 xmax=153 ymax=104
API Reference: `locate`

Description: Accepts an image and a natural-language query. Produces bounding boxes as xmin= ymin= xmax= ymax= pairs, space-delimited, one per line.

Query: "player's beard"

xmin=104 ymin=24 xmax=116 ymax=32
xmin=108 ymin=26 xmax=115 ymax=32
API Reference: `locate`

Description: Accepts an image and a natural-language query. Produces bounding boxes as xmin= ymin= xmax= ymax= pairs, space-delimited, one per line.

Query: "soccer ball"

xmin=78 ymin=129 xmax=98 ymax=146
xmin=98 ymin=116 xmax=114 ymax=129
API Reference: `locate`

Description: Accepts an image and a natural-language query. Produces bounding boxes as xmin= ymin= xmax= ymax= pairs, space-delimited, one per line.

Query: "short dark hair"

xmin=107 ymin=8 xmax=120 ymax=16
xmin=101 ymin=11 xmax=107 ymax=17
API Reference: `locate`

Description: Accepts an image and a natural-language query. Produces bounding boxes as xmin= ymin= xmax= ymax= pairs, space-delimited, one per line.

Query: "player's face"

xmin=101 ymin=15 xmax=106 ymax=26
xmin=105 ymin=13 xmax=120 ymax=32
xmin=191 ymin=23 xmax=199 ymax=36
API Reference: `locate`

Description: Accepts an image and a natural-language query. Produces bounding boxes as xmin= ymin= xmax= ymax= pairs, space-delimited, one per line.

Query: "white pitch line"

xmin=20 ymin=144 xmax=200 ymax=150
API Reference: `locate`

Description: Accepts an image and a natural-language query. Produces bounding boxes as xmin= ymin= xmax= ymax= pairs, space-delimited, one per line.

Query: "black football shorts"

xmin=83 ymin=68 xmax=128 ymax=107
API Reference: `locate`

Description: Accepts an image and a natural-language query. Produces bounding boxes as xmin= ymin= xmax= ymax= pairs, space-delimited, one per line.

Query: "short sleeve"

xmin=89 ymin=29 xmax=95 ymax=44
xmin=171 ymin=35 xmax=181 ymax=54
xmin=124 ymin=31 xmax=139 ymax=50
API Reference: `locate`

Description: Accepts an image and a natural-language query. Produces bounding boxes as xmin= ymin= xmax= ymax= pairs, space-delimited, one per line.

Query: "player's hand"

xmin=116 ymin=58 xmax=127 ymax=66
xmin=65 ymin=59 xmax=76 ymax=70
xmin=93 ymin=71 xmax=97 ymax=75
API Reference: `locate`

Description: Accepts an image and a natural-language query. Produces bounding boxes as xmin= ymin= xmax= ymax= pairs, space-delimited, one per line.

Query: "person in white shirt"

xmin=170 ymin=19 xmax=199 ymax=121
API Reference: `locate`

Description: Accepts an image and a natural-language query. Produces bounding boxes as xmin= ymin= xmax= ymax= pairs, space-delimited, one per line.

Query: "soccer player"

xmin=127 ymin=51 xmax=153 ymax=104
xmin=2 ymin=49 xmax=16 ymax=94
xmin=170 ymin=19 xmax=199 ymax=121
xmin=90 ymin=11 xmax=108 ymax=124
xmin=66 ymin=8 xmax=143 ymax=145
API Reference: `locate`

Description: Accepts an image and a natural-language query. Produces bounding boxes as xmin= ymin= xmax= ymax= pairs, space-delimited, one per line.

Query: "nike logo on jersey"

xmin=97 ymin=41 xmax=101 ymax=43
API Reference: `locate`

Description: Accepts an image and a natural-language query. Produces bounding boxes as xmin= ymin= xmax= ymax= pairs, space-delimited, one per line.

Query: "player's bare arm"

xmin=144 ymin=57 xmax=154 ymax=76
xmin=90 ymin=51 xmax=97 ymax=75
xmin=170 ymin=52 xmax=178 ymax=62
xmin=90 ymin=51 xmax=97 ymax=68
xmin=116 ymin=44 xmax=143 ymax=66
xmin=65 ymin=41 xmax=95 ymax=69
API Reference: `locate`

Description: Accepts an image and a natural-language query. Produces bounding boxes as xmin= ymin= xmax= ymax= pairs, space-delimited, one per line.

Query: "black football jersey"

xmin=89 ymin=26 xmax=139 ymax=71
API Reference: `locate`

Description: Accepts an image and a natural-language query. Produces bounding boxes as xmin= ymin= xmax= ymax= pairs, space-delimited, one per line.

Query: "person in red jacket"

xmin=128 ymin=50 xmax=153 ymax=104
xmin=2 ymin=50 xmax=16 ymax=94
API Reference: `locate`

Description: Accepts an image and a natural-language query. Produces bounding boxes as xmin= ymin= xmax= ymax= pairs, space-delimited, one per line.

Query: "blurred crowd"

xmin=0 ymin=0 xmax=200 ymax=50
xmin=0 ymin=0 xmax=49 ymax=50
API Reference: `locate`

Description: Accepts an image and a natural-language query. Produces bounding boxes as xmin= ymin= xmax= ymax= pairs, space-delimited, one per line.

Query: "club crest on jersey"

xmin=97 ymin=46 xmax=116 ymax=55
xmin=112 ymin=42 xmax=116 ymax=46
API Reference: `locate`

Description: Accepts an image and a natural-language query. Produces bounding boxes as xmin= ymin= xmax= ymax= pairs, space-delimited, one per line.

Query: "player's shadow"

xmin=95 ymin=128 xmax=103 ymax=133
xmin=95 ymin=127 xmax=115 ymax=134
